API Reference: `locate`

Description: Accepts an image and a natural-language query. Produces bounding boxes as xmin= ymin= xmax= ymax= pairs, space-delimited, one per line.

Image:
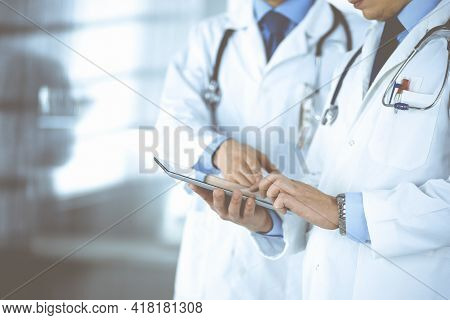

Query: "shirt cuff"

xmin=193 ymin=135 xmax=229 ymax=175
xmin=258 ymin=210 xmax=283 ymax=238
xmin=345 ymin=192 xmax=370 ymax=243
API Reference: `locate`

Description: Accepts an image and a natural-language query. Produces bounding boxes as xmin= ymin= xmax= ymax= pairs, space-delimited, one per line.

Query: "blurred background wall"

xmin=0 ymin=0 xmax=358 ymax=299
xmin=0 ymin=0 xmax=227 ymax=300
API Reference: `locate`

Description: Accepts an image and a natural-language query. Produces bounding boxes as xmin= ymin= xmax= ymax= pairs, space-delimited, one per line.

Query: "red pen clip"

xmin=397 ymin=79 xmax=410 ymax=94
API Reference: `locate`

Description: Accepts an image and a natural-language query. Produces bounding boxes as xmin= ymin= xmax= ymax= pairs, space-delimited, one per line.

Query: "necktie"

xmin=369 ymin=17 xmax=405 ymax=86
xmin=259 ymin=10 xmax=291 ymax=61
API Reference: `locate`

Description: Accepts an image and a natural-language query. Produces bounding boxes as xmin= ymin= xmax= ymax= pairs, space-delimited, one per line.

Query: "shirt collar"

xmin=397 ymin=0 xmax=441 ymax=37
xmin=253 ymin=0 xmax=314 ymax=25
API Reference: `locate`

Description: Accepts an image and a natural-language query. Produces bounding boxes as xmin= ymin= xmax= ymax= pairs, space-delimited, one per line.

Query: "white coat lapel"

xmin=239 ymin=21 xmax=267 ymax=80
xmin=343 ymin=22 xmax=382 ymax=129
xmin=352 ymin=21 xmax=418 ymax=125
xmin=226 ymin=1 xmax=266 ymax=81
xmin=358 ymin=22 xmax=382 ymax=97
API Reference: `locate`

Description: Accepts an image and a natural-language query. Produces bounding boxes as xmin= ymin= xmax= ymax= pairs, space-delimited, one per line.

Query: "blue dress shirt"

xmin=192 ymin=135 xmax=228 ymax=175
xmin=397 ymin=0 xmax=442 ymax=41
xmin=253 ymin=0 xmax=314 ymax=37
xmin=253 ymin=0 xmax=314 ymax=25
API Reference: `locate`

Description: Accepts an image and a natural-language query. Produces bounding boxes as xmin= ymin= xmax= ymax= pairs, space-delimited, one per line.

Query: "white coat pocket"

xmin=368 ymin=103 xmax=440 ymax=170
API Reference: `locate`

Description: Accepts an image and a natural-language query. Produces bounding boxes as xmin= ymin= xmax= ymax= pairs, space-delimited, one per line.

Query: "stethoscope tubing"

xmin=202 ymin=4 xmax=353 ymax=130
xmin=323 ymin=20 xmax=450 ymax=126
xmin=382 ymin=48 xmax=450 ymax=111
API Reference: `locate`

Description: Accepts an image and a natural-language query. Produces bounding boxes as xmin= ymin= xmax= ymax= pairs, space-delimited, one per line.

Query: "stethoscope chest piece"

xmin=321 ymin=104 xmax=339 ymax=125
xmin=202 ymin=80 xmax=221 ymax=109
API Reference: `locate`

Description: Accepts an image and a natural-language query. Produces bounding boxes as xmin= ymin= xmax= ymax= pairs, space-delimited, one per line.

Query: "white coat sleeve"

xmin=363 ymin=178 xmax=450 ymax=258
xmin=155 ymin=22 xmax=226 ymax=169
xmin=250 ymin=212 xmax=309 ymax=260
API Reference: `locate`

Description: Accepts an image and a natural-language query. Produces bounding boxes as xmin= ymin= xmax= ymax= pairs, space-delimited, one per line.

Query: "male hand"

xmin=213 ymin=139 xmax=278 ymax=187
xmin=259 ymin=174 xmax=339 ymax=230
xmin=189 ymin=184 xmax=273 ymax=233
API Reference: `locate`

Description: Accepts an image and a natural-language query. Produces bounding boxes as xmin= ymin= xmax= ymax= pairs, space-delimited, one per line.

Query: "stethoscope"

xmin=201 ymin=28 xmax=235 ymax=129
xmin=322 ymin=20 xmax=450 ymax=126
xmin=202 ymin=3 xmax=353 ymax=130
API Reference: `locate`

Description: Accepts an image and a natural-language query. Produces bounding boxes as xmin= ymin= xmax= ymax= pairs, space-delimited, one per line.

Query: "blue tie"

xmin=259 ymin=11 xmax=291 ymax=61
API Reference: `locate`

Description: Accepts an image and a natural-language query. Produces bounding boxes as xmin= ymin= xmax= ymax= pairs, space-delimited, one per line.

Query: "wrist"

xmin=256 ymin=211 xmax=273 ymax=233
xmin=212 ymin=138 xmax=231 ymax=168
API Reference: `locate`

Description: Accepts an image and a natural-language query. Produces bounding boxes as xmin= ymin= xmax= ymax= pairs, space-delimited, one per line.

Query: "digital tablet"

xmin=154 ymin=157 xmax=274 ymax=210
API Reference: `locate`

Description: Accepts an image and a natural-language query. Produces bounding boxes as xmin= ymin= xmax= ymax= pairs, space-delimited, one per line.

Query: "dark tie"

xmin=259 ymin=11 xmax=291 ymax=61
xmin=369 ymin=17 xmax=405 ymax=86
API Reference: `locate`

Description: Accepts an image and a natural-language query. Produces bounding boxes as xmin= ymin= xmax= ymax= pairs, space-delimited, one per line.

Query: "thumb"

xmin=273 ymin=193 xmax=300 ymax=216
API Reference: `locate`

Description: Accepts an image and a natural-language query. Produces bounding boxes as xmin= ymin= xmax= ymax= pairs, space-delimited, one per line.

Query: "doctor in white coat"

xmin=157 ymin=0 xmax=366 ymax=299
xmin=192 ymin=0 xmax=450 ymax=299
